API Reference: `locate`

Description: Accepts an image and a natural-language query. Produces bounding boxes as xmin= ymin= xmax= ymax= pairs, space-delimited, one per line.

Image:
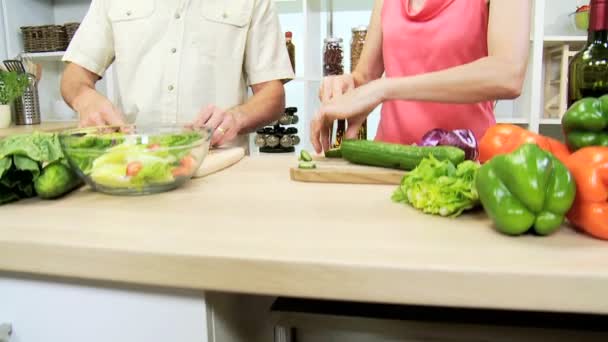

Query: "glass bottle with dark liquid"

xmin=323 ymin=37 xmax=346 ymax=148
xmin=568 ymin=0 xmax=608 ymax=107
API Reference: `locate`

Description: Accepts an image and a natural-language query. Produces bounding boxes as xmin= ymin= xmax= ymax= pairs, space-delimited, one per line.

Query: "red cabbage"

xmin=420 ymin=128 xmax=479 ymax=161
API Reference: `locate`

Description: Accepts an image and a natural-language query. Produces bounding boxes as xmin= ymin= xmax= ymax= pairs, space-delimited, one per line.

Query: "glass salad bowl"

xmin=59 ymin=124 xmax=212 ymax=196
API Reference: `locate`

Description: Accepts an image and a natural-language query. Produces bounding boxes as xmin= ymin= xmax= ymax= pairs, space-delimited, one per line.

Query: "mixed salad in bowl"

xmin=59 ymin=125 xmax=211 ymax=195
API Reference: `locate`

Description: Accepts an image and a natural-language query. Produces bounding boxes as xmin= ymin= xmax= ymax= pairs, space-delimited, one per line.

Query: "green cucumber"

xmin=324 ymin=148 xmax=342 ymax=158
xmin=300 ymin=150 xmax=313 ymax=162
xmin=341 ymin=139 xmax=465 ymax=171
xmin=298 ymin=161 xmax=317 ymax=169
xmin=34 ymin=161 xmax=82 ymax=199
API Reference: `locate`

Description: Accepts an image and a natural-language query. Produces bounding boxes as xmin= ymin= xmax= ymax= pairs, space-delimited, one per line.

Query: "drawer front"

xmin=0 ymin=276 xmax=208 ymax=342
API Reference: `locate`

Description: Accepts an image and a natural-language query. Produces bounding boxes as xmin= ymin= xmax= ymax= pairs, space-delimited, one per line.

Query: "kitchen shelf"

xmin=543 ymin=35 xmax=586 ymax=48
xmin=540 ymin=118 xmax=562 ymax=125
xmin=21 ymin=51 xmax=65 ymax=62
xmin=496 ymin=117 xmax=529 ymax=124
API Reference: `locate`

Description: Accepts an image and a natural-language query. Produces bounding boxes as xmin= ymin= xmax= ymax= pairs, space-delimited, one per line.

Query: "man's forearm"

xmin=61 ymin=63 xmax=100 ymax=110
xmin=230 ymin=80 xmax=286 ymax=134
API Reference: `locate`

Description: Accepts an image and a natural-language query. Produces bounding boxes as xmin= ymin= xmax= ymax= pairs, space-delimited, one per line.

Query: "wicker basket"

xmin=21 ymin=25 xmax=68 ymax=53
xmin=64 ymin=22 xmax=80 ymax=44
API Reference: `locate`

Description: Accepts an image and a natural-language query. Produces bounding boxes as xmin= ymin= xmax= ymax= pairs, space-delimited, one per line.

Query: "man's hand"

xmin=191 ymin=105 xmax=243 ymax=146
xmin=73 ymin=88 xmax=125 ymax=127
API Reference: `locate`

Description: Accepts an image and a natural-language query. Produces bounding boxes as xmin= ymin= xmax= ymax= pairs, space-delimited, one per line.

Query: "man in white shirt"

xmin=61 ymin=0 xmax=294 ymax=146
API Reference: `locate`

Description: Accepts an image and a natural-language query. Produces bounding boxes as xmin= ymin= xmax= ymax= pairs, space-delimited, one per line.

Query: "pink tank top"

xmin=376 ymin=0 xmax=495 ymax=144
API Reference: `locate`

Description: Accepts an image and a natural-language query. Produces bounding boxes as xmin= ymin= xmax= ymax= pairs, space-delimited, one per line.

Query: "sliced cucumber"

xmin=300 ymin=150 xmax=313 ymax=162
xmin=298 ymin=161 xmax=317 ymax=169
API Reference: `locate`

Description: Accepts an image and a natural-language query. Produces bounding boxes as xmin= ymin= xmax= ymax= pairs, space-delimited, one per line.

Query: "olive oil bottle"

xmin=568 ymin=0 xmax=608 ymax=106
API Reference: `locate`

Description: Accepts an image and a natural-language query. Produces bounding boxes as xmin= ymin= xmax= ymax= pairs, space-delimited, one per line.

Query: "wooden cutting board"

xmin=193 ymin=147 xmax=246 ymax=178
xmin=290 ymin=157 xmax=406 ymax=185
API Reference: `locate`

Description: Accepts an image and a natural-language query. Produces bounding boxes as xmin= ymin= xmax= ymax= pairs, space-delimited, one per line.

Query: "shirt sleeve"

xmin=244 ymin=0 xmax=295 ymax=85
xmin=62 ymin=0 xmax=115 ymax=77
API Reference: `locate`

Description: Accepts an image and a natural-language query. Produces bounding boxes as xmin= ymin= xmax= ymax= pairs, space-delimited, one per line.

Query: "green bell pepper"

xmin=476 ymin=143 xmax=575 ymax=236
xmin=562 ymin=95 xmax=608 ymax=151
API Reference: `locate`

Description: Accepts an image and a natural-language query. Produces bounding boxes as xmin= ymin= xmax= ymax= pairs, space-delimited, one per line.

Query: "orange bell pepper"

xmin=566 ymin=147 xmax=608 ymax=240
xmin=479 ymin=124 xmax=570 ymax=164
xmin=546 ymin=137 xmax=571 ymax=165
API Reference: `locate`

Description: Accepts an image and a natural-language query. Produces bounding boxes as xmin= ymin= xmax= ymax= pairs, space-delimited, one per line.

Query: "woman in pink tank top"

xmin=311 ymin=0 xmax=531 ymax=153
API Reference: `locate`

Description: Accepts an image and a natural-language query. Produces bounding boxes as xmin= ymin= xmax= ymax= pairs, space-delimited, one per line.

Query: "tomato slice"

xmin=172 ymin=166 xmax=190 ymax=177
xmin=126 ymin=161 xmax=143 ymax=177
xmin=147 ymin=143 xmax=161 ymax=151
xmin=180 ymin=155 xmax=196 ymax=172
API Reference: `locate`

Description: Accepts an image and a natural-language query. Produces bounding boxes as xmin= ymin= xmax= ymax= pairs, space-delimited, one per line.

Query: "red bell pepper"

xmin=566 ymin=147 xmax=608 ymax=240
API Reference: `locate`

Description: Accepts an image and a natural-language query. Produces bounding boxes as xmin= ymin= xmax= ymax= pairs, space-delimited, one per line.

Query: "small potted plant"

xmin=0 ymin=71 xmax=30 ymax=129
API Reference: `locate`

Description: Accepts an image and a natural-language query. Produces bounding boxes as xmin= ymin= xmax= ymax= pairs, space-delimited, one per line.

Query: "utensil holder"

xmin=14 ymin=73 xmax=41 ymax=125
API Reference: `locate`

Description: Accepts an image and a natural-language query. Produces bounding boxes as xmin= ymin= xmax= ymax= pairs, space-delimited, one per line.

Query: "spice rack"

xmin=255 ymin=107 xmax=301 ymax=153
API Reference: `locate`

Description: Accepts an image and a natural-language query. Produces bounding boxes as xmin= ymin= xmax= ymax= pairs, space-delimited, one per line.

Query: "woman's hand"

xmin=318 ymin=74 xmax=356 ymax=102
xmin=191 ymin=105 xmax=242 ymax=146
xmin=311 ymin=79 xmax=385 ymax=154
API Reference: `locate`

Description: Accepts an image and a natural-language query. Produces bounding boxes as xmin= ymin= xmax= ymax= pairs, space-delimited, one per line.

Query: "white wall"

xmin=0 ymin=1 xmax=8 ymax=60
xmin=2 ymin=0 xmax=54 ymax=58
xmin=52 ymin=0 xmax=91 ymax=25
xmin=545 ymin=0 xmax=588 ymax=36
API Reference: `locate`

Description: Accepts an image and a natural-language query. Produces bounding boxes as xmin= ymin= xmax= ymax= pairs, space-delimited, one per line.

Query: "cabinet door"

xmin=0 ymin=276 xmax=208 ymax=342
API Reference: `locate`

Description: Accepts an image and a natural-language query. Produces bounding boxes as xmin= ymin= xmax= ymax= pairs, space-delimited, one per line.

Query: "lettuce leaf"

xmin=130 ymin=161 xmax=173 ymax=186
xmin=0 ymin=132 xmax=63 ymax=163
xmin=392 ymin=156 xmax=480 ymax=217
xmin=0 ymin=155 xmax=41 ymax=204
xmin=0 ymin=157 xmax=11 ymax=179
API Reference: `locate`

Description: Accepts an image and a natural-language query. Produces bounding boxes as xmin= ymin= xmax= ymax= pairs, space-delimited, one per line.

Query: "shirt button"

xmin=174 ymin=13 xmax=181 ymax=19
xmin=168 ymin=85 xmax=174 ymax=91
xmin=171 ymin=48 xmax=177 ymax=54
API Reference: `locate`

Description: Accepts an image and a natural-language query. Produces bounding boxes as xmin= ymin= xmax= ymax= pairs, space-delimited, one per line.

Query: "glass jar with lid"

xmin=351 ymin=25 xmax=368 ymax=72
xmin=323 ymin=37 xmax=344 ymax=76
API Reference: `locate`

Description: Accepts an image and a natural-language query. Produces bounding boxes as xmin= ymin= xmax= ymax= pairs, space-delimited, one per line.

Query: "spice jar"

xmin=279 ymin=115 xmax=291 ymax=126
xmin=323 ymin=37 xmax=344 ymax=76
xmin=280 ymin=135 xmax=293 ymax=148
xmin=266 ymin=135 xmax=280 ymax=148
xmin=291 ymin=135 xmax=301 ymax=146
xmin=285 ymin=31 xmax=296 ymax=74
xmin=351 ymin=26 xmax=369 ymax=140
xmin=254 ymin=130 xmax=266 ymax=147
xmin=324 ymin=37 xmax=346 ymax=146
xmin=350 ymin=26 xmax=367 ymax=72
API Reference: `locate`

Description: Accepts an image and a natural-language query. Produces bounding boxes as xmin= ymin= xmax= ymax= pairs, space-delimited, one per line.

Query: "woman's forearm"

xmin=380 ymin=56 xmax=527 ymax=104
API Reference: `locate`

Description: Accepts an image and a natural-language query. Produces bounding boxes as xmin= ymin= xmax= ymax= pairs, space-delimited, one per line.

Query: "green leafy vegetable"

xmin=0 ymin=132 xmax=63 ymax=163
xmin=0 ymin=71 xmax=30 ymax=105
xmin=0 ymin=132 xmax=80 ymax=205
xmin=0 ymin=155 xmax=40 ymax=204
xmin=392 ymin=156 xmax=480 ymax=217
xmin=0 ymin=157 xmax=11 ymax=179
xmin=89 ymin=144 xmax=176 ymax=189
xmin=148 ymin=131 xmax=202 ymax=147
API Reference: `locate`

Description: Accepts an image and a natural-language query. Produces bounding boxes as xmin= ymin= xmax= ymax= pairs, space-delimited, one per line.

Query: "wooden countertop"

xmin=1 ymin=155 xmax=608 ymax=314
xmin=0 ymin=121 xmax=77 ymax=138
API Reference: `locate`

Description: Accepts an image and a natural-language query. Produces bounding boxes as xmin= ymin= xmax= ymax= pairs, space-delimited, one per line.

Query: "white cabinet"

xmin=0 ymin=275 xmax=209 ymax=342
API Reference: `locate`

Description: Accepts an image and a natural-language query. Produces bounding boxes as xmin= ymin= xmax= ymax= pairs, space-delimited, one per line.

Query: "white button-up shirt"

xmin=63 ymin=0 xmax=294 ymax=126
